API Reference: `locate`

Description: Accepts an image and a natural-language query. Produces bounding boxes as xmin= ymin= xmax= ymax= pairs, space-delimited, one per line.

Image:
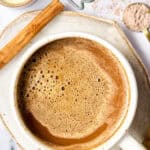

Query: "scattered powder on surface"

xmin=114 ymin=7 xmax=123 ymax=16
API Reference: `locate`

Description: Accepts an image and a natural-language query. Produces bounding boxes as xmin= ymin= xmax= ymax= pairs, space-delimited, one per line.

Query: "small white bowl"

xmin=0 ymin=0 xmax=36 ymax=7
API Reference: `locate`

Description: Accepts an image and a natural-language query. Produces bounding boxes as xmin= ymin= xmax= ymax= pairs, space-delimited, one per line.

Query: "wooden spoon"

xmin=0 ymin=0 xmax=64 ymax=68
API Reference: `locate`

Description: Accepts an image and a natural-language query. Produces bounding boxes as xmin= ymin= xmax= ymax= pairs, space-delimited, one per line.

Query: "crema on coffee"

xmin=17 ymin=38 xmax=129 ymax=149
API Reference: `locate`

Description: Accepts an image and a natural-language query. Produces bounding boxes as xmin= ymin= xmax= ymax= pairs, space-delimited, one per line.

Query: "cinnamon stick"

xmin=0 ymin=0 xmax=64 ymax=68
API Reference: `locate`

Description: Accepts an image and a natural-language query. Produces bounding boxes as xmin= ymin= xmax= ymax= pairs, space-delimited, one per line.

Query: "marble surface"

xmin=0 ymin=0 xmax=149 ymax=149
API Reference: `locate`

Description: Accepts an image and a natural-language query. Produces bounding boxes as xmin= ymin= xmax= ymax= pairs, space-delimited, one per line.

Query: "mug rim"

xmin=10 ymin=32 xmax=138 ymax=150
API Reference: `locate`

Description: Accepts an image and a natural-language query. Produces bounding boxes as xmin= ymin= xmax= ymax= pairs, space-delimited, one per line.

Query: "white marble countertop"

xmin=0 ymin=0 xmax=149 ymax=149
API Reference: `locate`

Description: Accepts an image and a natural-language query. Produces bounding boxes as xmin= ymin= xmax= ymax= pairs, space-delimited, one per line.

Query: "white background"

xmin=0 ymin=0 xmax=149 ymax=149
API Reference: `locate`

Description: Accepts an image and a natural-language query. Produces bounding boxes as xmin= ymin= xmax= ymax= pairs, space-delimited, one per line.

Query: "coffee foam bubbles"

xmin=17 ymin=38 xmax=129 ymax=149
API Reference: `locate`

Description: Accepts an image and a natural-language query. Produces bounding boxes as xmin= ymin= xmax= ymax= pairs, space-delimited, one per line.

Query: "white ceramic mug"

xmin=10 ymin=32 xmax=146 ymax=150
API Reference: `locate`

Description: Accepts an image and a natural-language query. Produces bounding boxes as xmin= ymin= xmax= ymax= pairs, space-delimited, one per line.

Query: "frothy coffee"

xmin=17 ymin=38 xmax=129 ymax=149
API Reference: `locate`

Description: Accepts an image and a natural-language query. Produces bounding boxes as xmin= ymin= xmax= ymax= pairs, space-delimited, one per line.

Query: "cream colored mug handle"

xmin=119 ymin=133 xmax=146 ymax=150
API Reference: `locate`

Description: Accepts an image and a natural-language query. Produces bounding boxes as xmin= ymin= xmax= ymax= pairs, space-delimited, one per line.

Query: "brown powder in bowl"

xmin=123 ymin=3 xmax=150 ymax=32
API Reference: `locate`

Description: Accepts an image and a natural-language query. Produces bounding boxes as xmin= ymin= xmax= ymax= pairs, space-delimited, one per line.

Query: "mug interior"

xmin=10 ymin=32 xmax=138 ymax=150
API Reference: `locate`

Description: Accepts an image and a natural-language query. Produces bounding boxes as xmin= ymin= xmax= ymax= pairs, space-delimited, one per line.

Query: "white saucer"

xmin=0 ymin=11 xmax=149 ymax=149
